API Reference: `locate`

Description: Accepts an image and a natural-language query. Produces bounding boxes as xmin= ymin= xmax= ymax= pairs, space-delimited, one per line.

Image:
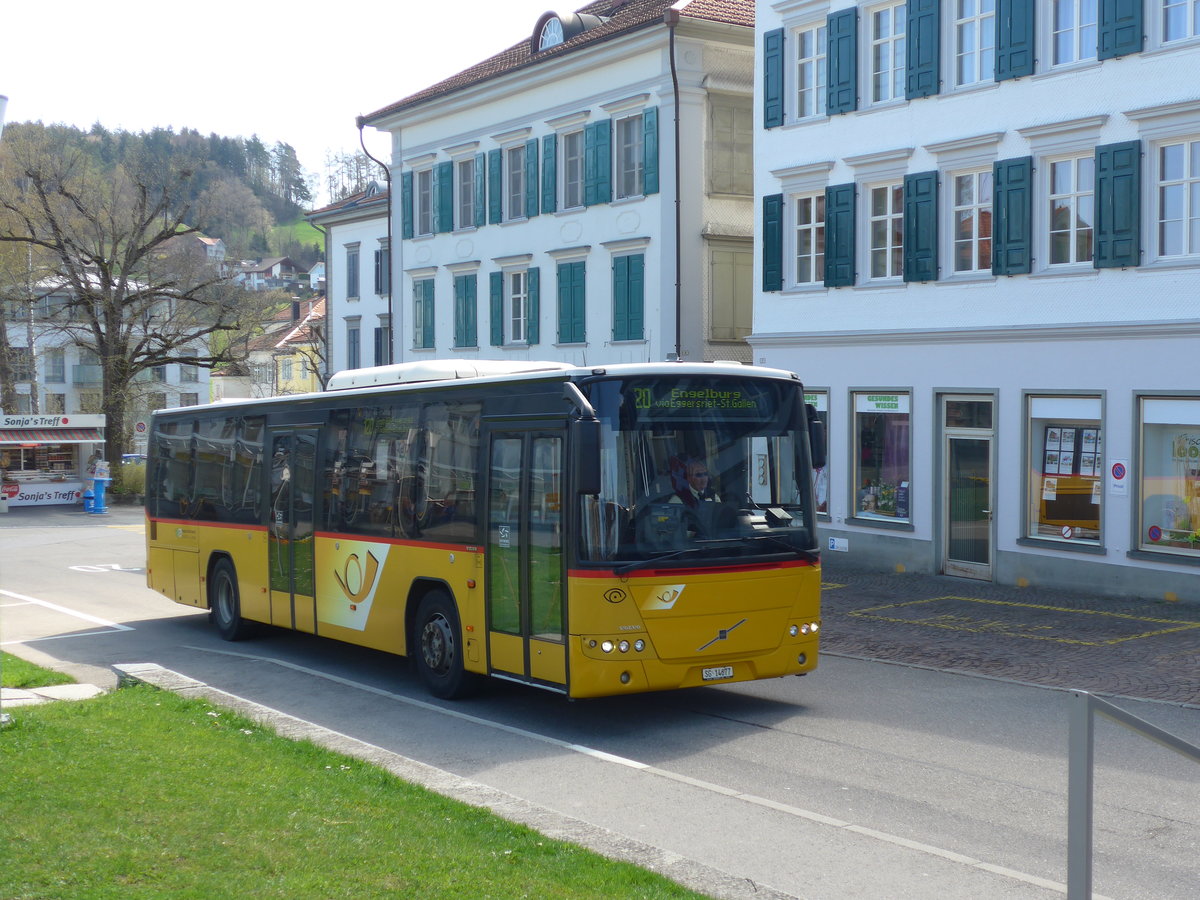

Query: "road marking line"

xmin=0 ymin=589 xmax=133 ymax=644
xmin=187 ymin=643 xmax=1094 ymax=897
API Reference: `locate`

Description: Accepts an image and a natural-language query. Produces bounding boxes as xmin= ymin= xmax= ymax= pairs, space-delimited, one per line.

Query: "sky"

xmin=1 ymin=0 xmax=560 ymax=202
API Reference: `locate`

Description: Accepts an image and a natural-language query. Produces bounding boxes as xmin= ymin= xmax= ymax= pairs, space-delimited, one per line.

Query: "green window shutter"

xmin=488 ymin=149 xmax=503 ymax=224
xmin=992 ymin=156 xmax=1033 ymax=275
xmin=474 ymin=152 xmax=487 ymax=226
xmin=435 ymin=160 xmax=453 ymax=233
xmin=418 ymin=280 xmax=435 ymax=349
xmin=906 ymin=0 xmax=941 ymax=100
xmin=558 ymin=261 xmax=585 ymax=343
xmin=1094 ymin=140 xmax=1141 ymax=268
xmin=824 ymin=182 xmax=856 ymax=287
xmin=453 ymin=275 xmax=478 ymax=347
xmin=1099 ymin=0 xmax=1144 ymax=60
xmin=526 ymin=267 xmax=540 ymax=345
xmin=643 ymin=107 xmax=659 ymax=195
xmin=613 ymin=255 xmax=644 ymax=341
xmin=525 ymin=138 xmax=539 ymax=219
xmin=489 ymin=271 xmax=503 ymax=346
xmin=763 ymin=28 xmax=785 ymax=128
xmin=762 ymin=193 xmax=784 ymax=292
xmin=903 ymin=171 xmax=939 ymax=282
xmin=466 ymin=275 xmax=477 ymax=346
xmin=585 ymin=120 xmax=611 ymax=207
xmin=401 ymin=171 xmax=414 ymax=240
xmin=827 ymin=9 xmax=859 ymax=115
xmin=995 ymin=0 xmax=1036 ymax=81
xmin=542 ymin=134 xmax=557 ymax=214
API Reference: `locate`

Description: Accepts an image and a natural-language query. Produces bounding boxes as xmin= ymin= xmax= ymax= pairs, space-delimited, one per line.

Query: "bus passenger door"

xmin=486 ymin=429 xmax=566 ymax=690
xmin=268 ymin=429 xmax=318 ymax=632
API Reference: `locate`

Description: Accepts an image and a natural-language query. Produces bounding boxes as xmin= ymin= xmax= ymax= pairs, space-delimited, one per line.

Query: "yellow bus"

xmin=145 ymin=360 xmax=826 ymax=699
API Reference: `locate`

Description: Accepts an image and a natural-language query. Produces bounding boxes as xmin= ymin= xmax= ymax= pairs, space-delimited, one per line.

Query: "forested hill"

xmin=3 ymin=121 xmax=319 ymax=263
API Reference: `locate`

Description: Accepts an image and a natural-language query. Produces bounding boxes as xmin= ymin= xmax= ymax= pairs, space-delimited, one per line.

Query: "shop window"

xmin=807 ymin=391 xmax=830 ymax=515
xmin=1027 ymin=395 xmax=1103 ymax=544
xmin=854 ymin=392 xmax=911 ymax=522
xmin=1139 ymin=396 xmax=1200 ymax=557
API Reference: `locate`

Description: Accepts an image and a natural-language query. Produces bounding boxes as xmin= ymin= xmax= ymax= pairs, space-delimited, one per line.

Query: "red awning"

xmin=0 ymin=428 xmax=104 ymax=444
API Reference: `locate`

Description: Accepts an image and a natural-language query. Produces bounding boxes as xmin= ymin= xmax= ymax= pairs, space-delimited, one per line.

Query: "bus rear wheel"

xmin=209 ymin=558 xmax=253 ymax=641
xmin=414 ymin=590 xmax=478 ymax=699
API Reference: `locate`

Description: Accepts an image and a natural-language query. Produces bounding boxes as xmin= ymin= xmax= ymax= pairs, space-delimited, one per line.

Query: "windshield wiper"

xmin=745 ymin=533 xmax=820 ymax=562
xmin=614 ymin=546 xmax=709 ymax=577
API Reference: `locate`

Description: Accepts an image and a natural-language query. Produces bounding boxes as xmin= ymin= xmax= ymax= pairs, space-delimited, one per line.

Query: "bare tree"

xmin=0 ymin=123 xmax=274 ymax=462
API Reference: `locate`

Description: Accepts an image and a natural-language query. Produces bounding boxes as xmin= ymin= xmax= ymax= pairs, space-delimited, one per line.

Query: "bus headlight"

xmin=601 ymin=640 xmax=614 ymax=653
xmin=634 ymin=639 xmax=645 ymax=652
xmin=799 ymin=622 xmax=820 ymax=635
xmin=789 ymin=625 xmax=799 ymax=637
xmin=618 ymin=640 xmax=630 ymax=653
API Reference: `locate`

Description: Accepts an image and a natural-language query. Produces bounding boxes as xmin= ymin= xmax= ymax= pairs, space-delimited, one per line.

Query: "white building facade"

xmin=308 ymin=183 xmax=391 ymax=376
xmin=363 ymin=0 xmax=757 ymax=370
xmin=754 ymin=0 xmax=1200 ymax=601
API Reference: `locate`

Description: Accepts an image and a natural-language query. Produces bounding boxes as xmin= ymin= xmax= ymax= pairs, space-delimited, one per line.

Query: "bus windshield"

xmin=579 ymin=375 xmax=818 ymax=567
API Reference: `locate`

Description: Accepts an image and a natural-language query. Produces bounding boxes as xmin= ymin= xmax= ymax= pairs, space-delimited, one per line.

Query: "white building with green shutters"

xmin=753 ymin=0 xmax=1200 ymax=601
xmin=360 ymin=0 xmax=758 ymax=368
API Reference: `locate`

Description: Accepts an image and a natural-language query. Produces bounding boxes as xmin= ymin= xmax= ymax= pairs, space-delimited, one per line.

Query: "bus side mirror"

xmin=570 ymin=417 xmax=601 ymax=495
xmin=806 ymin=404 xmax=827 ymax=471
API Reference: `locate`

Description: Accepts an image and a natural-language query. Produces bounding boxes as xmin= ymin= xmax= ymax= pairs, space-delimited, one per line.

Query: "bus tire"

xmin=209 ymin=558 xmax=253 ymax=641
xmin=414 ymin=589 xmax=478 ymax=699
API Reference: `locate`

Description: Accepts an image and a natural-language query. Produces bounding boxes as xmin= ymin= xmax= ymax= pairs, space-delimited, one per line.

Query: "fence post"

xmin=1067 ymin=691 xmax=1094 ymax=899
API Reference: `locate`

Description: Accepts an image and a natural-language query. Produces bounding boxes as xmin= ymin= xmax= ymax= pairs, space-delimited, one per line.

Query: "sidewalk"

xmin=819 ymin=557 xmax=1200 ymax=707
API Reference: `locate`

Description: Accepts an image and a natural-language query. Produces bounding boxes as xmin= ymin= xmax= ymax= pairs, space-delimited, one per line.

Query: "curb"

xmin=112 ymin=663 xmax=799 ymax=900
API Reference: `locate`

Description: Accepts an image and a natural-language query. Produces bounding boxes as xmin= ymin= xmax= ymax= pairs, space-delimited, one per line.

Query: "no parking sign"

xmin=1109 ymin=459 xmax=1128 ymax=496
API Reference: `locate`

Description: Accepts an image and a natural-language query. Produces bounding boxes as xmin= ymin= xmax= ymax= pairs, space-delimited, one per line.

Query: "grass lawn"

xmin=0 ymin=681 xmax=711 ymax=900
xmin=1 ymin=651 xmax=75 ymax=689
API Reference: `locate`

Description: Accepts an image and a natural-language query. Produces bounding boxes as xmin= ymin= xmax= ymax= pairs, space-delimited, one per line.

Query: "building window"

xmin=375 ymin=316 xmax=393 ymax=365
xmin=346 ymin=318 xmax=361 ymax=369
xmin=793 ymin=193 xmax=826 ymax=285
xmin=868 ymin=183 xmax=905 ymax=279
xmin=1027 ymin=395 xmax=1103 ymax=545
xmin=506 ymin=145 xmax=527 ymax=220
xmin=417 ymin=169 xmax=434 ymax=235
xmin=456 ymin=158 xmax=476 ymax=229
xmin=79 ymin=392 xmax=102 ymax=414
xmin=615 ymin=113 xmax=645 ymax=199
xmin=709 ymin=100 xmax=753 ymax=195
xmin=147 ymin=392 xmax=167 ymax=412
xmin=561 ymin=129 xmax=585 ymax=209
xmin=180 ymin=393 xmax=199 ymax=407
xmin=612 ymin=253 xmax=645 ymax=341
xmin=453 ymin=275 xmax=478 ymax=349
xmin=45 ymin=393 xmax=66 ymax=414
xmin=795 ymin=23 xmax=828 ymax=119
xmin=556 ymin=260 xmax=586 ymax=343
xmin=151 ymin=365 xmax=167 ymax=383
xmin=282 ymin=358 xmax=294 ymax=382
xmin=955 ymin=0 xmax=996 ymax=86
xmin=346 ymin=244 xmax=360 ymax=298
xmin=1138 ymin=396 xmax=1200 ymax=557
xmin=807 ymin=390 xmax=830 ymax=515
xmin=11 ymin=393 xmax=32 ymax=413
xmin=44 ymin=348 xmax=66 ymax=383
xmin=952 ymin=170 xmax=993 ymax=273
xmin=11 ymin=347 xmax=33 ymax=381
xmin=869 ymin=1 xmax=907 ymax=104
xmin=1156 ymin=138 xmax=1200 ymax=258
xmin=180 ymin=349 xmax=199 ymax=383
xmin=1164 ymin=0 xmax=1200 ymax=42
xmin=854 ymin=391 xmax=911 ymax=522
xmin=1052 ymin=0 xmax=1098 ymax=66
xmin=1048 ymin=156 xmax=1095 ymax=265
xmin=374 ymin=243 xmax=391 ymax=295
xmin=507 ymin=271 xmax=529 ymax=344
xmin=709 ymin=245 xmax=753 ymax=341
xmin=413 ymin=280 xmax=435 ymax=349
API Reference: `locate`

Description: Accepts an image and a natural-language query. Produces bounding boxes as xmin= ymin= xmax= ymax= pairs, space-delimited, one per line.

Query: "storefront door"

xmin=941 ymin=397 xmax=994 ymax=580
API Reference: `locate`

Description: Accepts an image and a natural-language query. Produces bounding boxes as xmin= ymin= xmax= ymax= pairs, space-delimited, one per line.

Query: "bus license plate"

xmin=702 ymin=665 xmax=734 ymax=681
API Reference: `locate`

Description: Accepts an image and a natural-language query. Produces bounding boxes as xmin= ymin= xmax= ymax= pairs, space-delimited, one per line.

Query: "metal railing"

xmin=1068 ymin=690 xmax=1200 ymax=898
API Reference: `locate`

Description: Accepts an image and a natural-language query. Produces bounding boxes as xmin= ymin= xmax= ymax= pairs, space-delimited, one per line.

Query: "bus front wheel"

xmin=209 ymin=558 xmax=253 ymax=641
xmin=414 ymin=590 xmax=477 ymax=699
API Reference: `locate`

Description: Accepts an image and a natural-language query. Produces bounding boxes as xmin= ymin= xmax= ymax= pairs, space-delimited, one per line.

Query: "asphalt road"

xmin=2 ymin=505 xmax=1198 ymax=899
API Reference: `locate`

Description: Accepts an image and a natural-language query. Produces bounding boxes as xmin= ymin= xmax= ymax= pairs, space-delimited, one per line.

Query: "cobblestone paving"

xmin=818 ymin=562 xmax=1200 ymax=708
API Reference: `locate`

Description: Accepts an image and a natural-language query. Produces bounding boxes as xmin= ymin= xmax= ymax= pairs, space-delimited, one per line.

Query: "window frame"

xmin=1136 ymin=394 xmax=1200 ymax=560
xmin=794 ymin=21 xmax=829 ymax=120
xmin=949 ymin=168 xmax=994 ymax=275
xmin=416 ymin=168 xmax=434 ymax=236
xmin=866 ymin=0 xmax=908 ymax=105
xmin=455 ymin=157 xmax=476 ymax=230
xmin=614 ymin=112 xmax=645 ymax=200
xmin=866 ymin=180 xmax=906 ymax=281
xmin=505 ymin=144 xmax=527 ymax=221
xmin=791 ymin=191 xmax=827 ymax=286
xmin=952 ymin=0 xmax=997 ymax=87
xmin=560 ymin=128 xmax=585 ymax=210
xmin=1162 ymin=0 xmax=1200 ymax=43
xmin=1046 ymin=153 xmax=1096 ymax=267
xmin=1023 ymin=393 xmax=1105 ymax=548
xmin=1153 ymin=136 xmax=1200 ymax=260
xmin=851 ymin=390 xmax=913 ymax=525
xmin=507 ymin=269 xmax=530 ymax=345
xmin=1049 ymin=0 xmax=1099 ymax=67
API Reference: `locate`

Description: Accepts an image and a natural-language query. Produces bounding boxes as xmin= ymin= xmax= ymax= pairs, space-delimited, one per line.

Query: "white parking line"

xmin=0 ymin=588 xmax=133 ymax=644
xmin=189 ymin=644 xmax=1094 ymax=898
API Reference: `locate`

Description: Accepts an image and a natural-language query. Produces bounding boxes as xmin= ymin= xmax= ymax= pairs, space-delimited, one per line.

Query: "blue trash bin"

xmin=82 ymin=488 xmax=94 ymax=513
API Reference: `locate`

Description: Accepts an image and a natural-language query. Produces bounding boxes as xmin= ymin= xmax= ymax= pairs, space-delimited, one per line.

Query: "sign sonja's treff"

xmin=1 ymin=414 xmax=106 ymax=429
